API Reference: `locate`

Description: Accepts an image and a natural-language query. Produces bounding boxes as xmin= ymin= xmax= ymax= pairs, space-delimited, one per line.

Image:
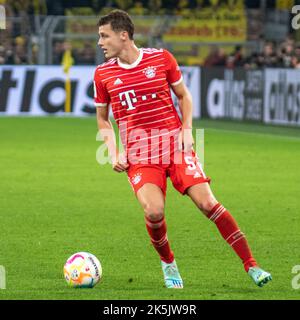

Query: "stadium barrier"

xmin=201 ymin=67 xmax=264 ymax=122
xmin=201 ymin=67 xmax=300 ymax=126
xmin=0 ymin=65 xmax=299 ymax=126
xmin=264 ymin=69 xmax=300 ymax=126
xmin=0 ymin=65 xmax=200 ymax=118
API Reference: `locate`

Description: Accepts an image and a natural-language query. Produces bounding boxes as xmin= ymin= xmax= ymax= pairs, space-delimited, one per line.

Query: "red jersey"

xmin=94 ymin=48 xmax=183 ymax=164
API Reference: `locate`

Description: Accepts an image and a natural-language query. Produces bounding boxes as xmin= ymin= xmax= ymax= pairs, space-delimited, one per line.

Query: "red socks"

xmin=144 ymin=203 xmax=257 ymax=271
xmin=145 ymin=216 xmax=174 ymax=263
xmin=208 ymin=203 xmax=257 ymax=272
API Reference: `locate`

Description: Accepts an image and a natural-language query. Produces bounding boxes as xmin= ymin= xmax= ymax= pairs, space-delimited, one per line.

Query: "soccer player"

xmin=94 ymin=10 xmax=272 ymax=289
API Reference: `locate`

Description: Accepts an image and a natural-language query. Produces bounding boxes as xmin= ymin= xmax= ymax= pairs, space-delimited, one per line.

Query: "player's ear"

xmin=120 ymin=31 xmax=128 ymax=41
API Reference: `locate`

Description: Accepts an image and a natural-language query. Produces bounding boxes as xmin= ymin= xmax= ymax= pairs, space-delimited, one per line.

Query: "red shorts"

xmin=127 ymin=150 xmax=210 ymax=197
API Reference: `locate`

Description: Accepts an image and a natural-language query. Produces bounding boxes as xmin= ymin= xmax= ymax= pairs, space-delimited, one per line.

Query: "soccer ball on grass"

xmin=63 ymin=252 xmax=102 ymax=288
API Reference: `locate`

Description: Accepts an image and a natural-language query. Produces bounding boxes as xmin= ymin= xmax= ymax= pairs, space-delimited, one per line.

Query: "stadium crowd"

xmin=1 ymin=0 xmax=300 ymax=68
xmin=203 ymin=36 xmax=300 ymax=69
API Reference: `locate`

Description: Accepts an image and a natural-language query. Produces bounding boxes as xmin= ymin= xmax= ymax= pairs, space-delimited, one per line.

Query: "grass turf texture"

xmin=0 ymin=117 xmax=299 ymax=300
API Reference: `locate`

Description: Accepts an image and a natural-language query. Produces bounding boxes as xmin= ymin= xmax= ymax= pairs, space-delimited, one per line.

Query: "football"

xmin=63 ymin=252 xmax=102 ymax=288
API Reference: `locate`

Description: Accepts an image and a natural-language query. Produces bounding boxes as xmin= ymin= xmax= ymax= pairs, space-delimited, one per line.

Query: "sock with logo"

xmin=207 ymin=203 xmax=257 ymax=272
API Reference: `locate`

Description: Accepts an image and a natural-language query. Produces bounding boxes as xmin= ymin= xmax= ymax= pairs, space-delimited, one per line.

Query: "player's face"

xmin=98 ymin=24 xmax=124 ymax=59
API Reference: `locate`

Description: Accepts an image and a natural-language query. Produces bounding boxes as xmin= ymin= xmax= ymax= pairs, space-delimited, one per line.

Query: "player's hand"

xmin=178 ymin=126 xmax=194 ymax=153
xmin=112 ymin=152 xmax=129 ymax=173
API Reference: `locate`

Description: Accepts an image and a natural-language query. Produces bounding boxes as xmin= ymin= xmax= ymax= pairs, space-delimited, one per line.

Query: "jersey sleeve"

xmin=163 ymin=49 xmax=183 ymax=86
xmin=93 ymin=68 xmax=110 ymax=107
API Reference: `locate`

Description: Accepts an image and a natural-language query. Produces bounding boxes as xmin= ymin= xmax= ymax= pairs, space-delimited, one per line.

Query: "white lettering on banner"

xmin=207 ymin=79 xmax=224 ymax=118
xmin=206 ymin=73 xmax=245 ymax=120
xmin=0 ymin=66 xmax=201 ymax=117
xmin=224 ymin=70 xmax=244 ymax=119
xmin=0 ymin=66 xmax=96 ymax=116
xmin=264 ymin=69 xmax=300 ymax=125
xmin=244 ymin=70 xmax=264 ymax=121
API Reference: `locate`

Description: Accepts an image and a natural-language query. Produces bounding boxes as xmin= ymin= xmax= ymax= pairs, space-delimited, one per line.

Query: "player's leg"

xmin=186 ymin=182 xmax=272 ymax=287
xmin=169 ymin=151 xmax=271 ymax=287
xmin=136 ymin=183 xmax=183 ymax=289
xmin=136 ymin=183 xmax=173 ymax=264
xmin=127 ymin=164 xmax=183 ymax=288
xmin=187 ymin=182 xmax=257 ymax=269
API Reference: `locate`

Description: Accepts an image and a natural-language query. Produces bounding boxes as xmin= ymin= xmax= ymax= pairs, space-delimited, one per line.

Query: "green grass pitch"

xmin=0 ymin=116 xmax=299 ymax=300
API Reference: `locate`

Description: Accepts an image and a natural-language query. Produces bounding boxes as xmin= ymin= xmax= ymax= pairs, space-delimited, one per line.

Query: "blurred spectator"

xmin=291 ymin=55 xmax=300 ymax=68
xmin=115 ymin=0 xmax=133 ymax=11
xmin=100 ymin=5 xmax=117 ymax=15
xmin=0 ymin=46 xmax=6 ymax=65
xmin=5 ymin=49 xmax=15 ymax=64
xmin=148 ymin=0 xmax=165 ymax=15
xmin=3 ymin=0 xmax=300 ymax=69
xmin=52 ymin=41 xmax=64 ymax=64
xmin=260 ymin=41 xmax=278 ymax=67
xmin=204 ymin=35 xmax=300 ymax=69
xmin=52 ymin=40 xmax=81 ymax=65
xmin=128 ymin=1 xmax=148 ymax=15
xmin=13 ymin=36 xmax=28 ymax=64
xmin=204 ymin=46 xmax=227 ymax=67
xmin=225 ymin=45 xmax=245 ymax=68
xmin=76 ymin=42 xmax=96 ymax=65
xmin=294 ymin=44 xmax=300 ymax=57
xmin=174 ymin=0 xmax=192 ymax=17
xmin=232 ymin=45 xmax=244 ymax=66
xmin=61 ymin=41 xmax=78 ymax=65
xmin=278 ymin=47 xmax=293 ymax=68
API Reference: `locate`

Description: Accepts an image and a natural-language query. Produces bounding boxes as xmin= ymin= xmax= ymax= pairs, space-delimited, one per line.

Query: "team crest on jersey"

xmin=143 ymin=66 xmax=156 ymax=79
xmin=132 ymin=173 xmax=142 ymax=185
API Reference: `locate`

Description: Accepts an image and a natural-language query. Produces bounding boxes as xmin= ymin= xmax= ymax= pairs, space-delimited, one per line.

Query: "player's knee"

xmin=198 ymin=198 xmax=218 ymax=215
xmin=144 ymin=203 xmax=164 ymax=221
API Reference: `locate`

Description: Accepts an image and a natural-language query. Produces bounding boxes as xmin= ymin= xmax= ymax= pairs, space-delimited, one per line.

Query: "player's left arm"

xmin=171 ymin=81 xmax=194 ymax=152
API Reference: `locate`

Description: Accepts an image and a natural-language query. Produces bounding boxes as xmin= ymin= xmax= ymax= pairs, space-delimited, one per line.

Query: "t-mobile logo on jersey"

xmin=119 ymin=89 xmax=157 ymax=111
xmin=119 ymin=90 xmax=137 ymax=111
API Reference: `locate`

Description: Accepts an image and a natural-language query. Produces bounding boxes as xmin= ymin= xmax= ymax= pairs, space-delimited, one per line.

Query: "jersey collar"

xmin=117 ymin=47 xmax=143 ymax=69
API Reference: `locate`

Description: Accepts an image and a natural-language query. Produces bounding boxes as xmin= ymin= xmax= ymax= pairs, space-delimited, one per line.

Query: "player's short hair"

xmin=97 ymin=10 xmax=134 ymax=40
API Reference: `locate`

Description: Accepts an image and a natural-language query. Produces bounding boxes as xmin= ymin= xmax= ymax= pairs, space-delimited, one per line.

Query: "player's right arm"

xmin=164 ymin=49 xmax=194 ymax=152
xmin=94 ymin=68 xmax=128 ymax=172
xmin=96 ymin=107 xmax=128 ymax=172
